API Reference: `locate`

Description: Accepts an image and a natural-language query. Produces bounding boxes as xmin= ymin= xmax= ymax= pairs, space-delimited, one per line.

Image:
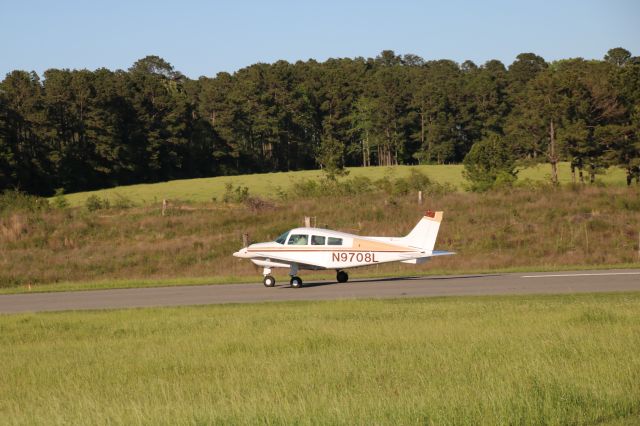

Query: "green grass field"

xmin=1 ymin=293 xmax=639 ymax=425
xmin=58 ymin=162 xmax=628 ymax=207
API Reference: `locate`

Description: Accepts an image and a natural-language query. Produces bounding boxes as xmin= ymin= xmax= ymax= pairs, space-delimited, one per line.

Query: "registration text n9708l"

xmin=332 ymin=252 xmax=377 ymax=263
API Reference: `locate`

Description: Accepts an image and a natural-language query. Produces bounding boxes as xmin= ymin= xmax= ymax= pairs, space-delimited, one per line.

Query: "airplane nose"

xmin=233 ymin=248 xmax=250 ymax=258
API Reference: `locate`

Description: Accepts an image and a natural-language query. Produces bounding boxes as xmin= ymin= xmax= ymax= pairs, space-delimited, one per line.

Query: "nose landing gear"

xmin=263 ymin=275 xmax=276 ymax=287
xmin=262 ymin=267 xmax=276 ymax=287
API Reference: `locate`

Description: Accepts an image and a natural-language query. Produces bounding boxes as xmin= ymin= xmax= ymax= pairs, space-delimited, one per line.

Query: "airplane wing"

xmin=397 ymin=250 xmax=455 ymax=260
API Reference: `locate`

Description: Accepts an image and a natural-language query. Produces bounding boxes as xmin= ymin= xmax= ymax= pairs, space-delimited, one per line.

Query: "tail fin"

xmin=401 ymin=211 xmax=443 ymax=253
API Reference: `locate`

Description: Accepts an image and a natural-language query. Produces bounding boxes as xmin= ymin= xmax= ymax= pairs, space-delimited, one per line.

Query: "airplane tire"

xmin=290 ymin=276 xmax=303 ymax=288
xmin=337 ymin=271 xmax=349 ymax=283
xmin=263 ymin=275 xmax=276 ymax=287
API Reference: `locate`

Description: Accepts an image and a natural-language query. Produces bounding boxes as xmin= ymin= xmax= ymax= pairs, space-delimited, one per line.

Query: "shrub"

xmin=289 ymin=179 xmax=321 ymax=198
xmin=0 ymin=190 xmax=49 ymax=215
xmin=406 ymin=169 xmax=432 ymax=191
xmin=244 ymin=197 xmax=275 ymax=212
xmin=85 ymin=195 xmax=109 ymax=211
xmin=53 ymin=188 xmax=69 ymax=209
xmin=274 ymin=186 xmax=288 ymax=201
xmin=616 ymin=196 xmax=640 ymax=211
xmin=463 ymin=133 xmax=517 ymax=192
xmin=374 ymin=177 xmax=393 ymax=194
xmin=289 ymin=176 xmax=375 ymax=198
xmin=289 ymin=173 xmax=454 ymax=199
xmin=494 ymin=170 xmax=518 ymax=189
xmin=393 ymin=177 xmax=411 ymax=195
xmin=424 ymin=181 xmax=456 ymax=196
xmin=371 ymin=171 xmax=455 ymax=197
xmin=223 ymin=183 xmax=250 ymax=203
xmin=112 ymin=193 xmax=135 ymax=209
xmin=338 ymin=176 xmax=374 ymax=195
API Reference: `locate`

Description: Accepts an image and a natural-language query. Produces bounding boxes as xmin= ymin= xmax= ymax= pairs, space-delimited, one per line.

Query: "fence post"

xmin=162 ymin=199 xmax=168 ymax=216
xmin=242 ymin=233 xmax=249 ymax=248
xmin=418 ymin=191 xmax=423 ymax=205
xmin=304 ymin=216 xmax=311 ymax=227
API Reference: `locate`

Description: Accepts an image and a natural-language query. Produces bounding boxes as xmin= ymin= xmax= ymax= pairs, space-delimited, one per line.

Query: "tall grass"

xmin=1 ymin=293 xmax=639 ymax=424
xmin=1 ymin=184 xmax=638 ymax=290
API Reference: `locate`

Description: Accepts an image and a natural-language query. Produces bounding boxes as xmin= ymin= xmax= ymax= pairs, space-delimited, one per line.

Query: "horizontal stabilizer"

xmin=431 ymin=250 xmax=456 ymax=256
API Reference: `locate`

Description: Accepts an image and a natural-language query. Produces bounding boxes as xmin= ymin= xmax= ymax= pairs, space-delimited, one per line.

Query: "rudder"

xmin=401 ymin=211 xmax=443 ymax=253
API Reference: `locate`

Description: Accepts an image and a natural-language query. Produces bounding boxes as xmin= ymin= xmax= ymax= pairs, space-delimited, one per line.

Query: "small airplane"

xmin=233 ymin=211 xmax=454 ymax=288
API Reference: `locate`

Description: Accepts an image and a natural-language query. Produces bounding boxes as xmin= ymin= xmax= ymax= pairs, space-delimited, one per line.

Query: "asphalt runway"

xmin=1 ymin=269 xmax=639 ymax=314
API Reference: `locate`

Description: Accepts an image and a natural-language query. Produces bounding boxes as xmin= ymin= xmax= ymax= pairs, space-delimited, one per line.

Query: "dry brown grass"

xmin=1 ymin=185 xmax=639 ymax=288
xmin=0 ymin=214 xmax=28 ymax=242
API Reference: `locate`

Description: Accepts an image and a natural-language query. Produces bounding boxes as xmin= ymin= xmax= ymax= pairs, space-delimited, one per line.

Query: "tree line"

xmin=0 ymin=48 xmax=638 ymax=195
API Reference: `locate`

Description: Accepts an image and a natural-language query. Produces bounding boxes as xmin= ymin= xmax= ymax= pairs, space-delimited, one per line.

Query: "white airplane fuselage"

xmin=233 ymin=211 xmax=453 ymax=287
xmin=234 ymin=233 xmax=429 ymax=269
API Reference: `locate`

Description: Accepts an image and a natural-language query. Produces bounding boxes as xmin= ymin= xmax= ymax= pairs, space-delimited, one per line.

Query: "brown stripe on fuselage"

xmin=248 ymin=238 xmax=415 ymax=253
xmin=247 ymin=249 xmax=416 ymax=253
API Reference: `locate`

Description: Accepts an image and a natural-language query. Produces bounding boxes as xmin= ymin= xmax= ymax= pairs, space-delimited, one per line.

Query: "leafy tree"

xmin=318 ymin=127 xmax=348 ymax=179
xmin=0 ymin=49 xmax=638 ymax=195
xmin=129 ymin=55 xmax=180 ymax=79
xmin=459 ymin=59 xmax=509 ymax=153
xmin=410 ymin=60 xmax=461 ymax=164
xmin=0 ymin=71 xmax=50 ymax=194
xmin=596 ymin=121 xmax=640 ymax=184
xmin=463 ymin=133 xmax=517 ymax=191
xmin=349 ymin=96 xmax=375 ymax=166
xmin=604 ymin=47 xmax=632 ymax=67
xmin=507 ymin=53 xmax=548 ymax=95
xmin=0 ymin=86 xmax=13 ymax=189
xmin=128 ymin=56 xmax=192 ymax=182
xmin=557 ymin=60 xmax=626 ymax=183
xmin=369 ymin=56 xmax=412 ymax=165
xmin=511 ymin=65 xmax=569 ymax=184
xmin=607 ymin=55 xmax=640 ymax=184
xmin=503 ymin=53 xmax=549 ymax=167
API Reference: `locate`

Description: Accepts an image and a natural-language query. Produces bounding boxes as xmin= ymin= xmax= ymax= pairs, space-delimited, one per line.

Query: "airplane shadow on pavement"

xmin=276 ymin=274 xmax=503 ymax=288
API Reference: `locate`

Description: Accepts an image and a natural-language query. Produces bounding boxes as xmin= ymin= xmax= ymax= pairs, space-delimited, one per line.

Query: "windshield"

xmin=275 ymin=231 xmax=290 ymax=244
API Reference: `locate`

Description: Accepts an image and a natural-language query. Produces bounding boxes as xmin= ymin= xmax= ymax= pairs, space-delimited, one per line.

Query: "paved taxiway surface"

xmin=1 ymin=269 xmax=639 ymax=314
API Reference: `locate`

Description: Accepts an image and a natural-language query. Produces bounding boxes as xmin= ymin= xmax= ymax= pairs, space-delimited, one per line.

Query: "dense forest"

xmin=0 ymin=48 xmax=638 ymax=195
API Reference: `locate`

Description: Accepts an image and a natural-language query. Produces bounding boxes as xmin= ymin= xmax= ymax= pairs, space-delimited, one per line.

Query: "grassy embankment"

xmin=0 ymin=166 xmax=640 ymax=293
xmin=1 ymin=293 xmax=639 ymax=424
xmin=59 ymin=162 xmax=628 ymax=206
xmin=1 ymin=179 xmax=639 ymax=293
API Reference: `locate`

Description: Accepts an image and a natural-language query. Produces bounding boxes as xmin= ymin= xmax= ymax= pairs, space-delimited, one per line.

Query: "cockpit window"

xmin=287 ymin=234 xmax=308 ymax=245
xmin=311 ymin=235 xmax=326 ymax=245
xmin=275 ymin=231 xmax=290 ymax=244
xmin=328 ymin=237 xmax=343 ymax=245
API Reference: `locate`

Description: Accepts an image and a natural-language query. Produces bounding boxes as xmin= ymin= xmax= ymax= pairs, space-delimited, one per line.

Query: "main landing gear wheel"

xmin=337 ymin=271 xmax=349 ymax=283
xmin=290 ymin=276 xmax=303 ymax=288
xmin=263 ymin=275 xmax=276 ymax=287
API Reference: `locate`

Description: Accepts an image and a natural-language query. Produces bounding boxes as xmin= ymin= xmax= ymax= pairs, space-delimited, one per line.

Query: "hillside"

xmin=58 ymin=162 xmax=628 ymax=207
xmin=4 ymin=182 xmax=638 ymax=292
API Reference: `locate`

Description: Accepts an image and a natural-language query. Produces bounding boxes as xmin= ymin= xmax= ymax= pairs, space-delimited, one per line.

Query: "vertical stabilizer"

xmin=401 ymin=211 xmax=443 ymax=253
